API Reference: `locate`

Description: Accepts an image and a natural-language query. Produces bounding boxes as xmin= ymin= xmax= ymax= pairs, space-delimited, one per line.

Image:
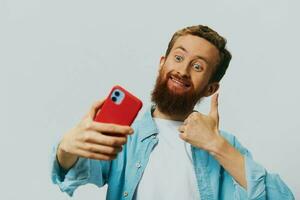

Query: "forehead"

xmin=171 ymin=35 xmax=220 ymax=67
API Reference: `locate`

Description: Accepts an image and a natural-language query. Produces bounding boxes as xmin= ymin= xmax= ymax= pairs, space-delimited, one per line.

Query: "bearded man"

xmin=51 ymin=25 xmax=294 ymax=199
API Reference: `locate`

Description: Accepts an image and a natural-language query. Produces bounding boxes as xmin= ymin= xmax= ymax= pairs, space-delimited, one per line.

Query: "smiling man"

xmin=51 ymin=25 xmax=294 ymax=199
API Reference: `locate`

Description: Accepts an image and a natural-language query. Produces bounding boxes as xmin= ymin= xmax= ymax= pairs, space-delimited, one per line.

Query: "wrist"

xmin=56 ymin=140 xmax=79 ymax=170
xmin=208 ymin=134 xmax=227 ymax=156
xmin=57 ymin=142 xmax=78 ymax=160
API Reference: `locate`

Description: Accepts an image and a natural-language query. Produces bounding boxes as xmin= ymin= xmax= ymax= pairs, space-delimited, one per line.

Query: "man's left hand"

xmin=178 ymin=93 xmax=223 ymax=152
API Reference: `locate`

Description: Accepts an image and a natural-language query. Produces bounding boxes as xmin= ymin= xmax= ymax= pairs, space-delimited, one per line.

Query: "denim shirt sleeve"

xmin=221 ymin=131 xmax=295 ymax=200
xmin=50 ymin=142 xmax=111 ymax=196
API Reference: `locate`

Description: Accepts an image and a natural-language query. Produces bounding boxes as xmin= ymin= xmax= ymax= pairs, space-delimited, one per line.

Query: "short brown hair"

xmin=165 ymin=25 xmax=232 ymax=82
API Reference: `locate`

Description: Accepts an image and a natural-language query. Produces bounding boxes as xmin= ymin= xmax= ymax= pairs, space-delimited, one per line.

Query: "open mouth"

xmin=169 ymin=75 xmax=191 ymax=88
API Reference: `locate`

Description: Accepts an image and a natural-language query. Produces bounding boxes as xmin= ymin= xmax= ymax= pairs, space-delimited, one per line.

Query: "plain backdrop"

xmin=1 ymin=0 xmax=299 ymax=199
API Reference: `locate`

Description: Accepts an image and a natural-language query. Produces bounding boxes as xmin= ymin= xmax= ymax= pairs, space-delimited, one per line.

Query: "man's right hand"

xmin=56 ymin=99 xmax=134 ymax=170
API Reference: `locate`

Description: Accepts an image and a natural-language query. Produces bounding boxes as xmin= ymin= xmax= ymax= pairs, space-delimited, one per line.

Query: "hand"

xmin=57 ymin=99 xmax=134 ymax=169
xmin=179 ymin=93 xmax=248 ymax=189
xmin=178 ymin=93 xmax=222 ymax=153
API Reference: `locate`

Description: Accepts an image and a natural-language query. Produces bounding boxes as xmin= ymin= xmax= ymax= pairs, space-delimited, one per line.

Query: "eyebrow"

xmin=174 ymin=46 xmax=210 ymax=65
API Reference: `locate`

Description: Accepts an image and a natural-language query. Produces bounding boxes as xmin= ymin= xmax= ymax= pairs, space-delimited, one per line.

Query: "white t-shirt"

xmin=135 ymin=118 xmax=201 ymax=200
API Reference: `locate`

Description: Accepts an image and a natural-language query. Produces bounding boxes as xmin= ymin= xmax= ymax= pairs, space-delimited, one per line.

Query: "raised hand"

xmin=57 ymin=99 xmax=134 ymax=170
xmin=178 ymin=93 xmax=221 ymax=152
xmin=179 ymin=93 xmax=247 ymax=188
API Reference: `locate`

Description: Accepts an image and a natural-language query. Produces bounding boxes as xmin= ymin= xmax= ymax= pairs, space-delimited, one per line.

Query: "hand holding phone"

xmin=57 ymin=86 xmax=142 ymax=168
xmin=94 ymin=85 xmax=143 ymax=126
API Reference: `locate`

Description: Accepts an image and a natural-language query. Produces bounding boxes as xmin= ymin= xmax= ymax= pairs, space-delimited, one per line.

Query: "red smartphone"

xmin=94 ymin=85 xmax=143 ymax=126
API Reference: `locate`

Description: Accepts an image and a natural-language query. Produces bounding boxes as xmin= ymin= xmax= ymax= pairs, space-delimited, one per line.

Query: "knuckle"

xmin=123 ymin=127 xmax=131 ymax=134
xmin=91 ymin=101 xmax=100 ymax=110
xmin=84 ymin=120 xmax=93 ymax=130
xmin=179 ymin=126 xmax=184 ymax=132
xmin=86 ymin=152 xmax=94 ymax=158
xmin=191 ymin=112 xmax=198 ymax=118
xmin=110 ymin=125 xmax=117 ymax=133
xmin=92 ymin=153 xmax=102 ymax=160
xmin=83 ymin=133 xmax=91 ymax=142
xmin=182 ymin=135 xmax=189 ymax=142
xmin=108 ymin=147 xmax=116 ymax=154
xmin=188 ymin=115 xmax=193 ymax=119
xmin=101 ymin=156 xmax=109 ymax=161
xmin=191 ymin=112 xmax=196 ymax=116
xmin=103 ymin=155 xmax=112 ymax=160
xmin=92 ymin=154 xmax=101 ymax=160
xmin=86 ymin=144 xmax=94 ymax=151
xmin=92 ymin=102 xmax=98 ymax=108
xmin=120 ymin=128 xmax=127 ymax=134
xmin=90 ymin=154 xmax=98 ymax=159
xmin=121 ymin=137 xmax=127 ymax=144
xmin=110 ymin=139 xmax=118 ymax=146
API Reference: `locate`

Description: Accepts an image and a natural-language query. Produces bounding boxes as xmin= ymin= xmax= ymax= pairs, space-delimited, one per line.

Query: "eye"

xmin=192 ymin=63 xmax=203 ymax=72
xmin=174 ymin=55 xmax=184 ymax=62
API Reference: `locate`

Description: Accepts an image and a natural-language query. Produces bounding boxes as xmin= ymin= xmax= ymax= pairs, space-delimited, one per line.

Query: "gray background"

xmin=1 ymin=0 xmax=299 ymax=199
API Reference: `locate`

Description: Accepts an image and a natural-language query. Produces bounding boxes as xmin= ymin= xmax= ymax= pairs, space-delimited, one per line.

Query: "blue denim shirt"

xmin=51 ymin=106 xmax=294 ymax=200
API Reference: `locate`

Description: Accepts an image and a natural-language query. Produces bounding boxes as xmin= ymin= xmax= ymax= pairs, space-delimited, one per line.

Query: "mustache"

xmin=166 ymin=72 xmax=192 ymax=87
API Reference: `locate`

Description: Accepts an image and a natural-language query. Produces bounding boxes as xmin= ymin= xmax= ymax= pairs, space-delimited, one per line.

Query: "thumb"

xmin=209 ymin=92 xmax=219 ymax=121
xmin=88 ymin=98 xmax=106 ymax=119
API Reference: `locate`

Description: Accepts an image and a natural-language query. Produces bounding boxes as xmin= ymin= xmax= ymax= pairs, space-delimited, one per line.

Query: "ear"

xmin=203 ymin=82 xmax=219 ymax=97
xmin=159 ymin=56 xmax=166 ymax=69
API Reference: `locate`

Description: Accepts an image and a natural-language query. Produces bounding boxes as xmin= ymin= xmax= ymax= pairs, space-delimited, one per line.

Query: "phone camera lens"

xmin=114 ymin=91 xmax=120 ymax=96
xmin=112 ymin=96 xmax=117 ymax=102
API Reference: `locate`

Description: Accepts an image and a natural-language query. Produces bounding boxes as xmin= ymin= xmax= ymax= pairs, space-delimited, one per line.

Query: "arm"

xmin=51 ymin=142 xmax=111 ymax=196
xmin=179 ymin=93 xmax=246 ymax=189
xmin=56 ymin=141 xmax=79 ymax=171
xmin=51 ymin=99 xmax=133 ymax=196
xmin=178 ymin=93 xmax=294 ymax=199
xmin=209 ymin=135 xmax=247 ymax=189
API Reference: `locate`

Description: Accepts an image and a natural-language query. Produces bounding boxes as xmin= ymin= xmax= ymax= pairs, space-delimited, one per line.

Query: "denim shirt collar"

xmin=137 ymin=105 xmax=200 ymax=142
xmin=137 ymin=105 xmax=159 ymax=142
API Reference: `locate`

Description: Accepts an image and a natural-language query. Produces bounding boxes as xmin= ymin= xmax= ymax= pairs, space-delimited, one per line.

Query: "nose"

xmin=176 ymin=62 xmax=191 ymax=79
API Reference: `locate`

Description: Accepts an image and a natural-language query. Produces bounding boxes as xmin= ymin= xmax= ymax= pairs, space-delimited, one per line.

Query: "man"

xmin=51 ymin=25 xmax=294 ymax=199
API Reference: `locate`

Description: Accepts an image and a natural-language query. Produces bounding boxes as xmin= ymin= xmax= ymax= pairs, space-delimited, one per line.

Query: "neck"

xmin=152 ymin=106 xmax=192 ymax=121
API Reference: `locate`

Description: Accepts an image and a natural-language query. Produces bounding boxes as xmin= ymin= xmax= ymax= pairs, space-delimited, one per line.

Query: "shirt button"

xmin=123 ymin=191 xmax=128 ymax=197
xmin=135 ymin=161 xmax=141 ymax=168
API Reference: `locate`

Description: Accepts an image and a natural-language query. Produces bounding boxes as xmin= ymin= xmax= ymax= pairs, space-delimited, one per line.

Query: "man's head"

xmin=151 ymin=25 xmax=232 ymax=117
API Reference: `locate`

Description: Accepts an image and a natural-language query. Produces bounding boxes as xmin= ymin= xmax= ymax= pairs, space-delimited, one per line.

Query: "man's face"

xmin=151 ymin=34 xmax=220 ymax=117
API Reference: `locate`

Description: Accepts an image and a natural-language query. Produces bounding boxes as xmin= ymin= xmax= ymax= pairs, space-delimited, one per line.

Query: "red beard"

xmin=151 ymin=69 xmax=205 ymax=117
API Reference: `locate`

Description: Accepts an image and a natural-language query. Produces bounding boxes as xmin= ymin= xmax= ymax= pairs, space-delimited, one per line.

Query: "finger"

xmin=183 ymin=119 xmax=188 ymax=125
xmin=184 ymin=115 xmax=193 ymax=124
xmin=178 ymin=125 xmax=185 ymax=133
xmin=90 ymin=122 xmax=134 ymax=135
xmin=82 ymin=131 xmax=128 ymax=147
xmin=88 ymin=98 xmax=106 ymax=119
xmin=79 ymin=142 xmax=122 ymax=155
xmin=209 ymin=92 xmax=219 ymax=120
xmin=179 ymin=132 xmax=188 ymax=142
xmin=74 ymin=148 xmax=117 ymax=160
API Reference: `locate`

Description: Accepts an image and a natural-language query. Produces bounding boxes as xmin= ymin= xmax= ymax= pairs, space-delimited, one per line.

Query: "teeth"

xmin=171 ymin=77 xmax=187 ymax=87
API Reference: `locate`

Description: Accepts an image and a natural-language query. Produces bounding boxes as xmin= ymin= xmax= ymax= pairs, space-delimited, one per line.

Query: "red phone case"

xmin=94 ymin=85 xmax=143 ymax=126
